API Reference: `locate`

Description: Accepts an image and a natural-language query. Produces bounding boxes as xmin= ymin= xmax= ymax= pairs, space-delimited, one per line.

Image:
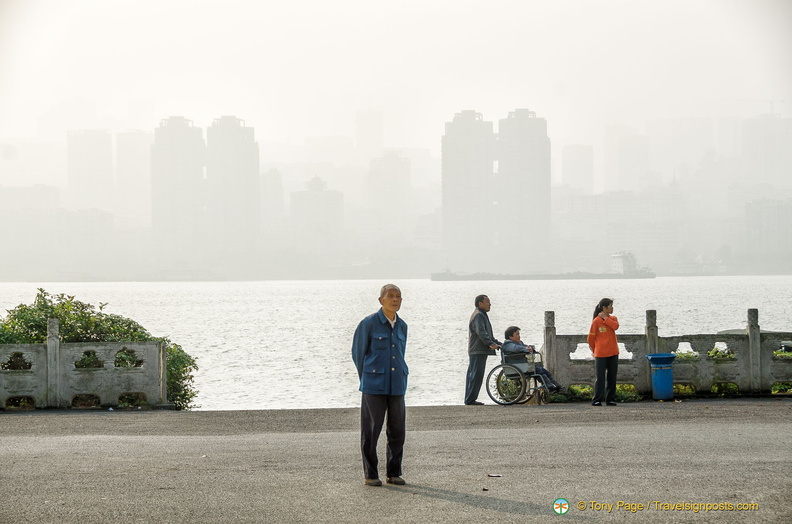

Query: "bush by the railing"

xmin=0 ymin=289 xmax=198 ymax=410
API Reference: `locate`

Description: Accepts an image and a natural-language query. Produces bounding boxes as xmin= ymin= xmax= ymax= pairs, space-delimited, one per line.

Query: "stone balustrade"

xmin=0 ymin=319 xmax=169 ymax=409
xmin=545 ymin=309 xmax=792 ymax=395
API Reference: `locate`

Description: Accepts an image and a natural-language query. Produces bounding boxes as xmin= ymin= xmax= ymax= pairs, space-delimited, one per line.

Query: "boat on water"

xmin=430 ymin=269 xmax=656 ymax=281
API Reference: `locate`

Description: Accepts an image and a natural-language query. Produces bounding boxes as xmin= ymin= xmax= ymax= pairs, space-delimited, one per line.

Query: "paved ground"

xmin=1 ymin=398 xmax=791 ymax=523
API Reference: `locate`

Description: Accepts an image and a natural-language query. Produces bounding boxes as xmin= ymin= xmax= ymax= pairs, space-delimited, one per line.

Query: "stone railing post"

xmin=46 ymin=318 xmax=61 ymax=408
xmin=159 ymin=341 xmax=168 ymax=405
xmin=645 ymin=310 xmax=658 ymax=355
xmin=545 ymin=311 xmax=557 ymax=373
xmin=747 ymin=308 xmax=761 ymax=393
xmin=642 ymin=310 xmax=659 ymax=394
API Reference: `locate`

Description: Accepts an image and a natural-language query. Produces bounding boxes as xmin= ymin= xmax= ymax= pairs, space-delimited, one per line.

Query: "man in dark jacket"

xmin=352 ymin=284 xmax=408 ymax=486
xmin=464 ymin=294 xmax=501 ymax=405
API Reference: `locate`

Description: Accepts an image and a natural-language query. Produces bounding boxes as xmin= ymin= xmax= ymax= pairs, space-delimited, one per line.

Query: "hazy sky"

xmin=1 ymin=0 xmax=790 ymax=153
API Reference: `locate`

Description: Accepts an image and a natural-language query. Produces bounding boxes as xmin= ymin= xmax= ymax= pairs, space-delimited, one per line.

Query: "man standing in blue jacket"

xmin=352 ymin=284 xmax=408 ymax=487
xmin=464 ymin=294 xmax=501 ymax=405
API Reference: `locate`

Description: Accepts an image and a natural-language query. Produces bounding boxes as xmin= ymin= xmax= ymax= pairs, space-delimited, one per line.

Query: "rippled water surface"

xmin=2 ymin=276 xmax=790 ymax=410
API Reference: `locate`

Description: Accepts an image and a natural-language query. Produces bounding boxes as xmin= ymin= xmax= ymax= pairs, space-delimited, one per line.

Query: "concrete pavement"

xmin=1 ymin=398 xmax=790 ymax=523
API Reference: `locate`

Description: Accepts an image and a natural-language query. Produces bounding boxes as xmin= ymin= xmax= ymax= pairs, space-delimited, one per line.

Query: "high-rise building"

xmin=205 ymin=116 xmax=261 ymax=263
xmin=562 ymin=144 xmax=594 ymax=195
xmin=150 ymin=116 xmax=206 ymax=261
xmin=115 ymin=130 xmax=153 ymax=229
xmin=67 ymin=129 xmax=113 ymax=212
xmin=441 ymin=110 xmax=495 ymax=269
xmin=496 ymin=109 xmax=551 ymax=265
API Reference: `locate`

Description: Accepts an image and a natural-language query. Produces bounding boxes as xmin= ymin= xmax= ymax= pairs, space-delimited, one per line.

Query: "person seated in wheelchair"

xmin=501 ymin=326 xmax=564 ymax=392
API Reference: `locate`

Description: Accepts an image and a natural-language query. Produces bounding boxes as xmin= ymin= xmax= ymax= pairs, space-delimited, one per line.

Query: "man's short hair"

xmin=475 ymin=294 xmax=488 ymax=307
xmin=505 ymin=326 xmax=520 ymax=339
xmin=380 ymin=284 xmax=401 ymax=298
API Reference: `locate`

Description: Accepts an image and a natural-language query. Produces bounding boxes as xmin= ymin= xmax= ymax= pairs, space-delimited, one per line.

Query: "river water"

xmin=1 ymin=276 xmax=790 ymax=410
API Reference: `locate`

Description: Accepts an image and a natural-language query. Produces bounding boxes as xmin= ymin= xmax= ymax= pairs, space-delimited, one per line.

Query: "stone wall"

xmin=0 ymin=319 xmax=169 ymax=409
xmin=545 ymin=309 xmax=792 ymax=395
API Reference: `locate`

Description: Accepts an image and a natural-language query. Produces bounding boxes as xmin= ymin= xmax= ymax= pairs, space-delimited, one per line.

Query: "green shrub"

xmin=707 ymin=346 xmax=735 ymax=359
xmin=1 ymin=351 xmax=33 ymax=370
xmin=74 ymin=350 xmax=104 ymax=369
xmin=0 ymin=289 xmax=198 ymax=410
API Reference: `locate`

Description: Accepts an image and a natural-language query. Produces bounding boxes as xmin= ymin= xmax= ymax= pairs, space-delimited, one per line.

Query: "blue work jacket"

xmin=351 ymin=308 xmax=409 ymax=395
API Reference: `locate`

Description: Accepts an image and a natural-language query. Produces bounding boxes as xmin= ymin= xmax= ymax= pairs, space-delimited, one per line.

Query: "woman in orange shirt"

xmin=587 ymin=298 xmax=619 ymax=406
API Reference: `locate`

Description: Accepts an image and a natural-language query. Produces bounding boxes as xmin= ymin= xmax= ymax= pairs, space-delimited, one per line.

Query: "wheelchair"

xmin=486 ymin=348 xmax=550 ymax=405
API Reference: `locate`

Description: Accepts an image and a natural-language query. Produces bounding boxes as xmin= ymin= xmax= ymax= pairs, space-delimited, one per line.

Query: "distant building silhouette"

xmin=151 ymin=116 xmax=206 ymax=264
xmin=496 ymin=108 xmax=551 ymax=266
xmin=67 ymin=129 xmax=113 ymax=212
xmin=205 ymin=116 xmax=261 ymax=266
xmin=441 ymin=110 xmax=496 ymax=270
xmin=441 ymin=109 xmax=550 ymax=272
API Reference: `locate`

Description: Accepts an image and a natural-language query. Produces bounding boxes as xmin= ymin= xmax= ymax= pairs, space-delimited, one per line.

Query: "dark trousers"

xmin=593 ymin=355 xmax=619 ymax=403
xmin=535 ymin=366 xmax=560 ymax=389
xmin=464 ymin=353 xmax=489 ymax=404
xmin=360 ymin=393 xmax=405 ymax=480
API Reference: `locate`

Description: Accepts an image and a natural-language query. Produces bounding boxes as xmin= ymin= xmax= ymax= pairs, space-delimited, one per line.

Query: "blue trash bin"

xmin=645 ymin=353 xmax=676 ymax=400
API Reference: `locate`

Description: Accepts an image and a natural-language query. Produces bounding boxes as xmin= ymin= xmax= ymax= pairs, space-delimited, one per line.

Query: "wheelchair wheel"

xmin=486 ymin=364 xmax=526 ymax=405
xmin=521 ymin=376 xmax=549 ymax=405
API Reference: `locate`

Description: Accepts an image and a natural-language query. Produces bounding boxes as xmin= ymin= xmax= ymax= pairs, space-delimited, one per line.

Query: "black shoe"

xmin=606 ymin=401 xmax=618 ymax=406
xmin=591 ymin=401 xmax=602 ymax=406
xmin=466 ymin=401 xmax=484 ymax=405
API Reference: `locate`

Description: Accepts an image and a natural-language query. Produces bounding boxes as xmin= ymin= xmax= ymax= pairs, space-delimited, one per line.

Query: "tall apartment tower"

xmin=441 ymin=110 xmax=496 ymax=269
xmin=150 ymin=116 xmax=206 ymax=260
xmin=562 ymin=144 xmax=594 ymax=195
xmin=67 ymin=129 xmax=113 ymax=212
xmin=205 ymin=116 xmax=261 ymax=263
xmin=496 ymin=109 xmax=551 ymax=266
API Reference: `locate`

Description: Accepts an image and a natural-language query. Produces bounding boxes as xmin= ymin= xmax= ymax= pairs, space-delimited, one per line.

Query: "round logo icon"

xmin=553 ymin=498 xmax=569 ymax=515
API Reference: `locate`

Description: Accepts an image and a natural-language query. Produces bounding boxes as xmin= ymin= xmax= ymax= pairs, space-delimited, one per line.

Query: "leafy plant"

xmin=673 ymin=352 xmax=698 ymax=361
xmin=74 ymin=350 xmax=104 ymax=369
xmin=711 ymin=382 xmax=739 ymax=396
xmin=615 ymin=384 xmax=641 ymax=402
xmin=5 ymin=396 xmax=35 ymax=410
xmin=114 ymin=348 xmax=143 ymax=368
xmin=673 ymin=383 xmax=696 ymax=396
xmin=771 ymin=382 xmax=792 ymax=394
xmin=1 ymin=351 xmax=33 ymax=370
xmin=0 ymin=289 xmax=198 ymax=410
xmin=707 ymin=346 xmax=735 ymax=359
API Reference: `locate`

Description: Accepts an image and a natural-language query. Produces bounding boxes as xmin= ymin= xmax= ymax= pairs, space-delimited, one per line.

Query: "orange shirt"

xmin=587 ymin=315 xmax=620 ymax=358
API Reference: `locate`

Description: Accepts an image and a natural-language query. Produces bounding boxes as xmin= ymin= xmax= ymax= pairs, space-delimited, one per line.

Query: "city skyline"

xmin=0 ymin=0 xmax=791 ymax=280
